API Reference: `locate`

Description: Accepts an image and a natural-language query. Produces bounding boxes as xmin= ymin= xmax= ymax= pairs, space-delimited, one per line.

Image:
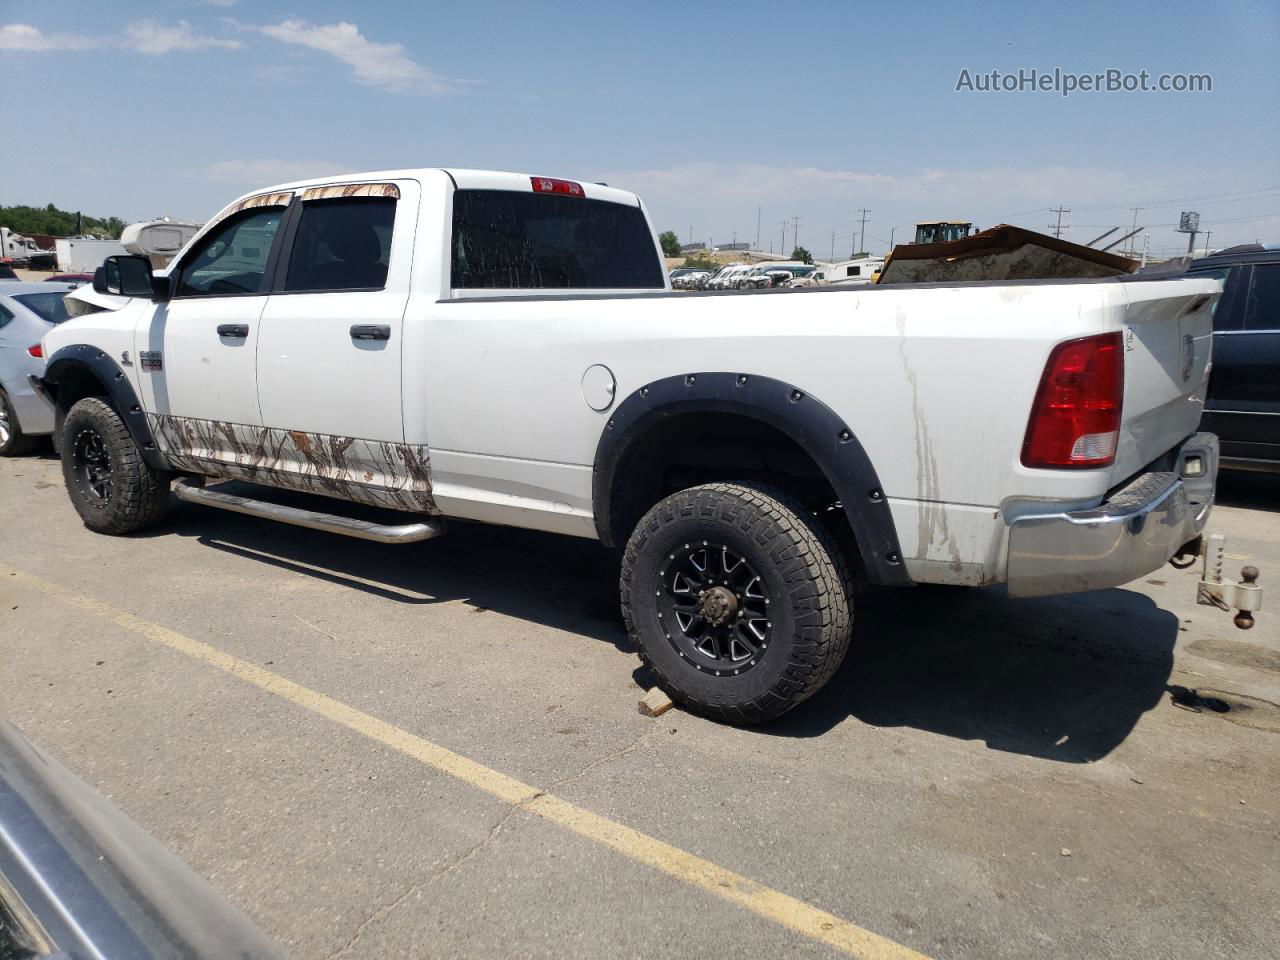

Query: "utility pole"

xmin=855 ymin=208 xmax=870 ymax=256
xmin=688 ymin=226 xmax=692 ymax=244
xmin=830 ymin=229 xmax=836 ymax=262
xmin=791 ymin=215 xmax=801 ymax=255
xmin=779 ymin=220 xmax=788 ymax=255
xmin=1202 ymin=230 xmax=1213 ymax=256
xmin=889 ymin=226 xmax=896 ymax=251
xmin=731 ymin=230 xmax=737 ymax=249
xmin=1127 ymin=207 xmax=1142 ymax=256
xmin=1049 ymin=206 xmax=1070 ymax=239
xmin=756 ymin=207 xmax=761 ymax=250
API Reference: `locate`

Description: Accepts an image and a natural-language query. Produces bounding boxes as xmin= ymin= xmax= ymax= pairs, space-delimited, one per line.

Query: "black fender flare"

xmin=592 ymin=372 xmax=911 ymax=587
xmin=40 ymin=345 xmax=167 ymax=471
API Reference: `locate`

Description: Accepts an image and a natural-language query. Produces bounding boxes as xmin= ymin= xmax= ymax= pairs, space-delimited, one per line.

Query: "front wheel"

xmin=60 ymin=397 xmax=170 ymax=534
xmin=620 ymin=482 xmax=853 ymax=724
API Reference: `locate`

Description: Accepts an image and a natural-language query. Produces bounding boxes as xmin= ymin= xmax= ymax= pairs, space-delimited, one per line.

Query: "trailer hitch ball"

xmin=1196 ymin=535 xmax=1263 ymax=631
xmin=1234 ymin=566 xmax=1259 ymax=630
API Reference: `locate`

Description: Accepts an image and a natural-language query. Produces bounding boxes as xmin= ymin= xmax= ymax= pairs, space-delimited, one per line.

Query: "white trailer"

xmin=54 ymin=237 xmax=128 ymax=274
xmin=813 ymin=257 xmax=885 ymax=284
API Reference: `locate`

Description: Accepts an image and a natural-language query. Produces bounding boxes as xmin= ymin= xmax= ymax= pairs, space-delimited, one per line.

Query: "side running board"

xmin=173 ymin=478 xmax=445 ymax=544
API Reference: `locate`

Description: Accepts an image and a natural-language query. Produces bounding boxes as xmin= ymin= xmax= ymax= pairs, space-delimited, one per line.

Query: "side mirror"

xmin=93 ymin=255 xmax=166 ymax=301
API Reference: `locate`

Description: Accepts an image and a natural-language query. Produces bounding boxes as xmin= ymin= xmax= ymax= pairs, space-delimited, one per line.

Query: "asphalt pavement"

xmin=2 ymin=451 xmax=1277 ymax=959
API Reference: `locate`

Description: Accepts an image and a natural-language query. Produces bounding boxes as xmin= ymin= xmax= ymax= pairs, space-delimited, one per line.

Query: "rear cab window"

xmin=12 ymin=292 xmax=70 ymax=324
xmin=450 ymin=187 xmax=664 ymax=290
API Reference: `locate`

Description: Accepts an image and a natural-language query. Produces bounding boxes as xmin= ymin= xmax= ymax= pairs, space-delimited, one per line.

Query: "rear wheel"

xmin=61 ymin=397 xmax=170 ymax=534
xmin=0 ymin=389 xmax=39 ymax=457
xmin=620 ymin=482 xmax=853 ymax=724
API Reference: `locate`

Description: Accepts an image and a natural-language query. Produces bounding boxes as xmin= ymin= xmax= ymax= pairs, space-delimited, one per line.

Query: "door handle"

xmin=217 ymin=324 xmax=249 ymax=338
xmin=350 ymin=324 xmax=391 ymax=341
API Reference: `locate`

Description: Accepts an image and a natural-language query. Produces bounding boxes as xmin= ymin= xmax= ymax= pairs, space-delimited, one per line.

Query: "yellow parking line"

xmin=2 ymin=563 xmax=930 ymax=960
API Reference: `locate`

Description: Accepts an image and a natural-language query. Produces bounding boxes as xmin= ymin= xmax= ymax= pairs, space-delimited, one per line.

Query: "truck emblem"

xmin=140 ymin=351 xmax=163 ymax=372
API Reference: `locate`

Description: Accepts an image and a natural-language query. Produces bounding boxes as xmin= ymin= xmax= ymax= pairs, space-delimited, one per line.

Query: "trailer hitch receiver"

xmin=1196 ymin=533 xmax=1263 ymax=629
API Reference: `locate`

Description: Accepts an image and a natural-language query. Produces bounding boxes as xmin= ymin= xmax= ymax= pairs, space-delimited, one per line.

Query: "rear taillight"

xmin=1021 ymin=332 xmax=1123 ymax=469
xmin=27 ymin=343 xmax=43 ymax=358
xmin=530 ymin=176 xmax=584 ymax=196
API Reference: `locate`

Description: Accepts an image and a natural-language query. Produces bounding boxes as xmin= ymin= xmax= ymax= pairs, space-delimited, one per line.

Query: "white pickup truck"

xmin=36 ymin=168 xmax=1251 ymax=722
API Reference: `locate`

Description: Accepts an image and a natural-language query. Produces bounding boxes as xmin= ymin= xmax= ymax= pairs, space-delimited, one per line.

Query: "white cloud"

xmin=122 ymin=19 xmax=241 ymax=55
xmin=0 ymin=23 xmax=96 ymax=51
xmin=258 ymin=19 xmax=450 ymax=95
xmin=204 ymin=159 xmax=354 ymax=186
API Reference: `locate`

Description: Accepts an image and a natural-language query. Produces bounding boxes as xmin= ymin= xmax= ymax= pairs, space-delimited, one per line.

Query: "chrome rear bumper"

xmin=1007 ymin=433 xmax=1217 ymax=598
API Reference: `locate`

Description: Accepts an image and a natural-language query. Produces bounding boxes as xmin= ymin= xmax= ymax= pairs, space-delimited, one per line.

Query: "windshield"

xmin=13 ymin=292 xmax=71 ymax=324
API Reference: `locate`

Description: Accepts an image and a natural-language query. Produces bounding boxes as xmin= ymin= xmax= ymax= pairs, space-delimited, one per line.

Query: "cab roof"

xmin=244 ymin=168 xmax=644 ymax=209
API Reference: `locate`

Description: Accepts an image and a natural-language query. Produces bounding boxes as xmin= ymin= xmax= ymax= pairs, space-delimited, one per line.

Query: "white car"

xmin=705 ymin=264 xmax=752 ymax=290
xmin=670 ymin=269 xmax=710 ymax=290
xmin=0 ymin=282 xmax=74 ymax=455
xmin=37 ymin=167 xmax=1242 ymax=723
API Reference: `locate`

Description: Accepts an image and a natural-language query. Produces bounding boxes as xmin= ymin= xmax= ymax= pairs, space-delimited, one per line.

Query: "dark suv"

xmin=1187 ymin=245 xmax=1280 ymax=472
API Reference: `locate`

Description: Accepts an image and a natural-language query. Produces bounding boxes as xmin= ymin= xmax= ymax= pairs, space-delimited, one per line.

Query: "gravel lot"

xmin=2 ymin=451 xmax=1277 ymax=959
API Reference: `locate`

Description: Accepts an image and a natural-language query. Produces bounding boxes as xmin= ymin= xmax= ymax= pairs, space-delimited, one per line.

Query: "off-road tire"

xmin=621 ymin=482 xmax=854 ymax=724
xmin=61 ymin=397 xmax=170 ymax=534
xmin=0 ymin=388 xmax=40 ymax=457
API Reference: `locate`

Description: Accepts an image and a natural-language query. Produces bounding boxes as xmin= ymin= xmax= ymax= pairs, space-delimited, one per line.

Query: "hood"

xmin=64 ymin=283 xmax=133 ymax=318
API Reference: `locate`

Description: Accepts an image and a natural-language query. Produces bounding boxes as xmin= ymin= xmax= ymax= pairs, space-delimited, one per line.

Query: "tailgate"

xmin=1109 ymin=276 xmax=1222 ymax=483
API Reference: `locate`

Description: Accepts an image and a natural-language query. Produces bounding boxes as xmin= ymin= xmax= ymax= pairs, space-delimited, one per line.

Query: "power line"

xmin=975 ymin=184 xmax=1280 ymax=225
xmin=1049 ymin=206 xmax=1070 ymax=238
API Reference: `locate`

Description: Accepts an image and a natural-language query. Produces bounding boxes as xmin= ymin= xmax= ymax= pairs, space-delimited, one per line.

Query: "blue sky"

xmin=2 ymin=0 xmax=1277 ymax=256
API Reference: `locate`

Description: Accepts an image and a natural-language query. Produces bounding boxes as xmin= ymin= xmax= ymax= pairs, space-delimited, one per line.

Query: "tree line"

xmin=0 ymin=203 xmax=125 ymax=239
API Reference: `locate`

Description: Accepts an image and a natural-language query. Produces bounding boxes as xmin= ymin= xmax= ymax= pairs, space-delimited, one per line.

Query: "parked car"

xmin=670 ymin=268 xmax=710 ymax=290
xmin=44 ymin=272 xmax=95 ymax=286
xmin=0 ymin=718 xmax=282 ymax=959
xmin=704 ymin=264 xmax=752 ymax=289
xmin=734 ymin=267 xmax=781 ymax=290
xmin=1186 ymin=244 xmax=1280 ymax=472
xmin=0 ymin=281 xmax=72 ymax=455
xmin=790 ymin=269 xmax=826 ymax=288
xmin=732 ymin=269 xmax=762 ymax=290
xmin=37 ymin=168 xmax=1235 ymax=723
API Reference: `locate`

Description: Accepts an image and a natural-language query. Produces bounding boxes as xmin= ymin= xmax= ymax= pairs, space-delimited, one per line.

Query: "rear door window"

xmin=1243 ymin=262 xmax=1279 ymax=331
xmin=284 ymin=197 xmax=395 ymax=292
xmin=451 ymin=190 xmax=664 ymax=289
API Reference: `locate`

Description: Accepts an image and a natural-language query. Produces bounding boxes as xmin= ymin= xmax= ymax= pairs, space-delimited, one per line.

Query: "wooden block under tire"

xmin=638 ymin=687 xmax=675 ymax=717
